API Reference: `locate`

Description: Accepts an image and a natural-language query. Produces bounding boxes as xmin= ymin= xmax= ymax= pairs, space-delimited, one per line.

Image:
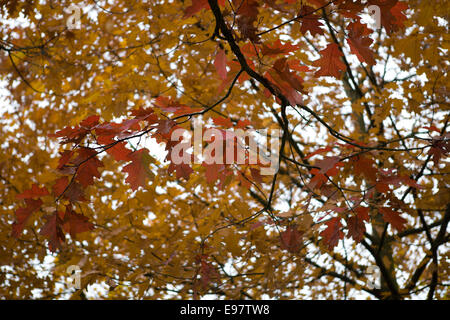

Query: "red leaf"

xmin=380 ymin=207 xmax=407 ymax=231
xmin=353 ymin=155 xmax=377 ymax=182
xmin=122 ymin=148 xmax=155 ymax=190
xmin=97 ymin=135 xmax=132 ymax=162
xmin=183 ymin=0 xmax=209 ymax=18
xmin=315 ymin=156 xmax=341 ymax=174
xmin=12 ymin=198 xmax=43 ymax=238
xmin=298 ymin=5 xmax=324 ymax=36
xmin=57 ymin=150 xmax=74 ymax=170
xmin=313 ymin=43 xmax=346 ymax=78
xmin=95 ymin=119 xmax=141 ymax=138
xmin=197 ymin=255 xmax=219 ymax=289
xmin=62 ymin=206 xmax=94 ymax=237
xmin=320 ymin=217 xmax=344 ymax=250
xmin=153 ymin=119 xmax=178 ymax=140
xmin=49 ymin=115 xmax=99 ymax=144
xmin=107 ymin=141 xmax=132 ymax=162
xmin=52 ymin=176 xmax=86 ymax=202
xmin=305 ymin=146 xmax=332 ymax=159
xmin=266 ymin=58 xmax=304 ymax=106
xmin=236 ymin=119 xmax=252 ymax=129
xmin=73 ymin=148 xmax=104 ymax=187
xmin=202 ymin=162 xmax=231 ymax=187
xmin=168 ymin=162 xmax=194 ymax=180
xmin=250 ymin=167 xmax=263 ymax=184
xmin=261 ymin=39 xmax=299 ymax=56
xmin=183 ymin=0 xmax=225 ymax=18
xmin=346 ymin=21 xmax=376 ymax=65
xmin=213 ymin=116 xmax=233 ymax=128
xmin=368 ymin=0 xmax=408 ymax=34
xmin=428 ymin=133 xmax=450 ymax=165
xmin=80 ymin=115 xmax=100 ymax=128
xmin=233 ymin=0 xmax=260 ymax=42
xmin=40 ymin=213 xmax=66 ymax=252
xmin=280 ymin=226 xmax=303 ymax=253
xmin=376 ymin=182 xmax=390 ymax=193
xmin=307 ymin=168 xmax=328 ymax=189
xmin=347 ymin=215 xmax=365 ymax=243
xmin=214 ymin=49 xmax=228 ymax=80
xmin=131 ymin=107 xmax=158 ymax=123
xmin=240 ymin=43 xmax=259 ymax=57
xmin=16 ymin=184 xmax=49 ymax=200
xmin=423 ymin=125 xmax=440 ymax=134
xmin=355 ymin=206 xmax=370 ymax=222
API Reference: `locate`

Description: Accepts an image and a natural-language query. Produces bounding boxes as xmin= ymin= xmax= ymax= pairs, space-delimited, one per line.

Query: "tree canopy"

xmin=0 ymin=0 xmax=448 ymax=300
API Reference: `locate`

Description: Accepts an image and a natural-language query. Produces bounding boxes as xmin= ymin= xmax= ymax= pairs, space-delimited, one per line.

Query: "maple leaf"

xmin=316 ymin=156 xmax=341 ymax=174
xmin=57 ymin=150 xmax=74 ymax=170
xmin=261 ymin=40 xmax=299 ymax=56
xmin=379 ymin=207 xmax=407 ymax=231
xmin=12 ymin=198 xmax=43 ymax=238
xmin=2 ymin=0 xmax=447 ymax=300
xmin=347 ymin=215 xmax=365 ymax=243
xmin=73 ymin=147 xmax=104 ymax=187
xmin=52 ymin=176 xmax=86 ymax=202
xmin=377 ymin=170 xmax=423 ymax=190
xmin=49 ymin=115 xmax=99 ymax=144
xmin=197 ymin=255 xmax=219 ymax=289
xmin=240 ymin=42 xmax=259 ymax=58
xmin=233 ymin=0 xmax=260 ymax=42
xmin=423 ymin=125 xmax=441 ymax=134
xmin=355 ymin=206 xmax=370 ymax=222
xmin=368 ymin=0 xmax=408 ymax=34
xmin=428 ymin=133 xmax=450 ymax=165
xmin=40 ymin=212 xmax=66 ymax=252
xmin=305 ymin=146 xmax=333 ymax=159
xmin=298 ymin=5 xmax=324 ymax=36
xmin=130 ymin=107 xmax=158 ymax=123
xmin=212 ymin=116 xmax=233 ymax=128
xmin=122 ymin=148 xmax=155 ymax=190
xmin=183 ymin=0 xmax=209 ymax=18
xmin=202 ymin=162 xmax=231 ymax=187
xmin=214 ymin=48 xmax=228 ymax=80
xmin=168 ymin=161 xmax=194 ymax=180
xmin=95 ymin=119 xmax=141 ymax=138
xmin=236 ymin=119 xmax=251 ymax=129
xmin=266 ymin=58 xmax=304 ymax=106
xmin=313 ymin=43 xmax=347 ymax=78
xmin=97 ymin=135 xmax=132 ymax=162
xmin=352 ymin=155 xmax=377 ymax=182
xmin=336 ymin=0 xmax=365 ymax=19
xmin=16 ymin=184 xmax=49 ymax=200
xmin=183 ymin=0 xmax=225 ymax=18
xmin=62 ymin=206 xmax=94 ymax=238
xmin=308 ymin=168 xmax=328 ymax=190
xmin=280 ymin=225 xmax=303 ymax=253
xmin=153 ymin=119 xmax=178 ymax=141
xmin=154 ymin=97 xmax=201 ymax=116
xmin=308 ymin=156 xmax=344 ymax=189
xmin=346 ymin=21 xmax=376 ymax=65
xmin=80 ymin=115 xmax=100 ymax=128
xmin=320 ymin=217 xmax=344 ymax=250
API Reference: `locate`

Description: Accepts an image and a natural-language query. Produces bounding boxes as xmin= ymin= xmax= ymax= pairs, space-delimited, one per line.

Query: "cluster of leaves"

xmin=0 ymin=0 xmax=449 ymax=300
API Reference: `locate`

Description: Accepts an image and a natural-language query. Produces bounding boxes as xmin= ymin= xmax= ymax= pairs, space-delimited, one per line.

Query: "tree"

xmin=0 ymin=0 xmax=448 ymax=300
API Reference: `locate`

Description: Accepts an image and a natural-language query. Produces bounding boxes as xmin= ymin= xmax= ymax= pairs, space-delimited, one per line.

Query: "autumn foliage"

xmin=0 ymin=0 xmax=449 ymax=300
